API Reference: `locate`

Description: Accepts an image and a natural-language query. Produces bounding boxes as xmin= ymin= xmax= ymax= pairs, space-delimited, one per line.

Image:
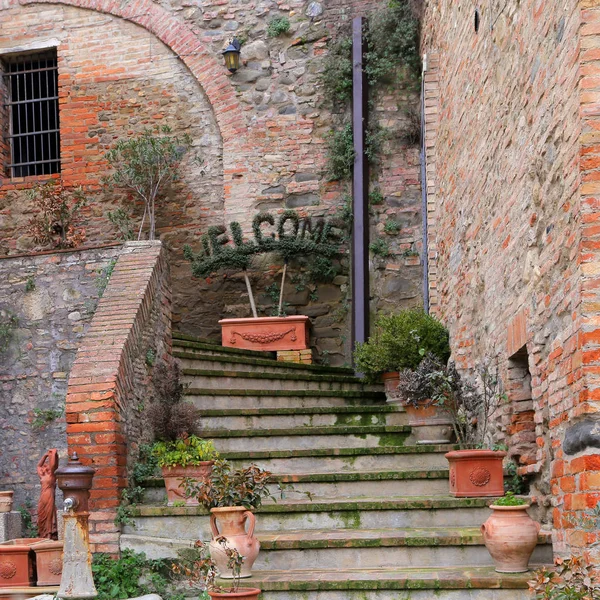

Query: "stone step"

xmin=181 ymin=368 xmax=382 ymax=393
xmin=173 ymin=334 xmax=276 ymax=360
xmin=184 ymin=388 xmax=387 ymax=410
xmin=221 ymin=445 xmax=456 ymax=473
xmin=197 ymin=405 xmax=407 ymax=430
xmin=142 ymin=469 xmax=451 ymax=503
xmin=126 ymin=496 xmax=497 ymax=539
xmin=227 ymin=567 xmax=540 ymax=600
xmin=204 ymin=425 xmax=410 ymax=452
xmin=175 ymin=350 xmax=355 ymax=377
xmin=121 ymin=526 xmax=552 ymax=569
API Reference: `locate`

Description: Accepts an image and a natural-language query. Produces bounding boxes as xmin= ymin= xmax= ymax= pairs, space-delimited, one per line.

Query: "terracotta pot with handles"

xmin=209 ymin=506 xmax=260 ymax=579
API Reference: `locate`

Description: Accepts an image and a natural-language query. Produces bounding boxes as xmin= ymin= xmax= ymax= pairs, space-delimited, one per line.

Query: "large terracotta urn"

xmin=481 ymin=503 xmax=541 ymax=573
xmin=208 ymin=589 xmax=261 ymax=599
xmin=161 ymin=462 xmax=214 ymax=506
xmin=209 ymin=507 xmax=260 ymax=579
xmin=445 ymin=449 xmax=506 ymax=497
xmin=405 ymin=400 xmax=454 ymax=444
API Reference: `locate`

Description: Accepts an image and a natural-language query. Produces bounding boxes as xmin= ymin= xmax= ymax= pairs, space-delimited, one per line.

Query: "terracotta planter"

xmin=161 ymin=462 xmax=214 ymax=506
xmin=219 ymin=316 xmax=310 ymax=352
xmin=405 ymin=401 xmax=454 ymax=444
xmin=208 ymin=589 xmax=261 ymax=599
xmin=381 ymin=372 xmax=402 ymax=403
xmin=31 ymin=540 xmax=63 ymax=585
xmin=445 ymin=449 xmax=507 ymax=497
xmin=481 ymin=504 xmax=540 ymax=573
xmin=0 ymin=492 xmax=13 ymax=514
xmin=0 ymin=538 xmax=45 ymax=587
xmin=209 ymin=507 xmax=260 ymax=579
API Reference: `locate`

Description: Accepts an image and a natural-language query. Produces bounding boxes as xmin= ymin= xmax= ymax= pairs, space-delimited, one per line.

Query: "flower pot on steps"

xmin=161 ymin=462 xmax=214 ymax=506
xmin=219 ymin=316 xmax=310 ymax=352
xmin=208 ymin=589 xmax=261 ymax=599
xmin=405 ymin=401 xmax=454 ymax=444
xmin=31 ymin=539 xmax=63 ymax=585
xmin=481 ymin=503 xmax=540 ymax=573
xmin=209 ymin=507 xmax=260 ymax=579
xmin=445 ymin=449 xmax=507 ymax=497
xmin=0 ymin=538 xmax=45 ymax=587
xmin=381 ymin=372 xmax=402 ymax=403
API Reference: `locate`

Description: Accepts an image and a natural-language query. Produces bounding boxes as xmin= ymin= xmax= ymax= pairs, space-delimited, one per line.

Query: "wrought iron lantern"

xmin=222 ymin=38 xmax=242 ymax=73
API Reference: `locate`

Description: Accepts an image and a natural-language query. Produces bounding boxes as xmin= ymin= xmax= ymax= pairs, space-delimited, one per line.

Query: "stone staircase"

xmin=121 ymin=332 xmax=554 ymax=599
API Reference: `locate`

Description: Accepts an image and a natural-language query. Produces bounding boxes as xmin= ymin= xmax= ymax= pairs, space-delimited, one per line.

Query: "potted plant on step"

xmin=481 ymin=492 xmax=541 ymax=573
xmin=183 ymin=210 xmax=342 ymax=352
xmin=353 ymin=309 xmax=450 ymax=402
xmin=147 ymin=362 xmax=219 ymax=506
xmin=173 ymin=538 xmax=261 ymax=599
xmin=184 ymin=459 xmax=274 ymax=578
xmin=444 ymin=360 xmax=507 ymax=497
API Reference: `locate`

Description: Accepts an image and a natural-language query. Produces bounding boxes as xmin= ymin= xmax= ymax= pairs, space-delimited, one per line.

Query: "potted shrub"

xmin=444 ymin=360 xmax=507 ymax=497
xmin=147 ymin=362 xmax=219 ymax=506
xmin=481 ymin=492 xmax=541 ymax=573
xmin=174 ymin=538 xmax=261 ymax=599
xmin=353 ymin=309 xmax=450 ymax=402
xmin=184 ymin=211 xmax=341 ymax=352
xmin=184 ymin=459 xmax=274 ymax=579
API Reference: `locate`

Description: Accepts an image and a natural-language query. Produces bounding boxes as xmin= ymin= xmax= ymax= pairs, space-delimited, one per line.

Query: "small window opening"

xmin=2 ymin=50 xmax=60 ymax=178
xmin=474 ymin=8 xmax=481 ymax=33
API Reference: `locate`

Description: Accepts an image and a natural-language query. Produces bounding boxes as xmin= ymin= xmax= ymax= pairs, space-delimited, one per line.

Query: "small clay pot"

xmin=0 ymin=491 xmax=14 ymax=513
xmin=208 ymin=589 xmax=261 ymax=599
xmin=381 ymin=372 xmax=402 ymax=403
xmin=406 ymin=401 xmax=454 ymax=444
xmin=481 ymin=504 xmax=541 ymax=573
xmin=161 ymin=462 xmax=214 ymax=506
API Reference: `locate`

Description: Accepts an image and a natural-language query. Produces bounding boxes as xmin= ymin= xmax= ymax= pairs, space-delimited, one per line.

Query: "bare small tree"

xmin=104 ymin=125 xmax=191 ymax=241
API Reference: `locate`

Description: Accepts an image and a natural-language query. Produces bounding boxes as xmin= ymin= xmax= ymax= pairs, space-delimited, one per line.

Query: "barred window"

xmin=2 ymin=50 xmax=60 ymax=178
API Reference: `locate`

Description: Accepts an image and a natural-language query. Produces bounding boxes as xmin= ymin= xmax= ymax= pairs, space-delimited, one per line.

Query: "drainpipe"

xmin=420 ymin=53 xmax=430 ymax=314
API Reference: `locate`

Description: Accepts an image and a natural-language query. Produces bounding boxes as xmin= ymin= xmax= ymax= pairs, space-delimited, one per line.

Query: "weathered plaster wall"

xmin=0 ymin=244 xmax=122 ymax=514
xmin=0 ymin=0 xmax=424 ymax=364
xmin=422 ymin=0 xmax=596 ymax=556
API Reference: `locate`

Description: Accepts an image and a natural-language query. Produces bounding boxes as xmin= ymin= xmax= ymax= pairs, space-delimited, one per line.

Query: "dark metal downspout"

xmin=420 ymin=56 xmax=430 ymax=314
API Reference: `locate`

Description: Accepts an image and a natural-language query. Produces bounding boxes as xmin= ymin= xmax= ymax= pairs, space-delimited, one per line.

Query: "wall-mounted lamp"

xmin=222 ymin=38 xmax=242 ymax=73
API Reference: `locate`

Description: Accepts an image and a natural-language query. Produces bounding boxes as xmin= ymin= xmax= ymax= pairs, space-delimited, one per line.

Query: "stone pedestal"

xmin=0 ymin=512 xmax=21 ymax=542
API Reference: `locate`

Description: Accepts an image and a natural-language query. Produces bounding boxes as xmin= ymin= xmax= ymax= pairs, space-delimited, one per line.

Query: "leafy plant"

xmin=353 ymin=309 xmax=450 ymax=382
xmin=104 ymin=125 xmax=192 ymax=241
xmin=17 ymin=501 xmax=38 ymax=537
xmin=267 ymin=16 xmax=291 ymax=37
xmin=173 ymin=538 xmax=244 ymax=594
xmin=0 ymin=311 xmax=18 ymax=355
xmin=96 ymin=259 xmax=117 ymax=299
xmin=31 ymin=406 xmax=64 ymax=430
xmin=27 ymin=180 xmax=87 ymax=249
xmin=369 ymin=237 xmax=391 ymax=257
xmin=115 ymin=486 xmax=145 ymax=527
xmin=152 ymin=436 xmax=219 ymax=469
xmin=93 ymin=548 xmax=185 ymax=600
xmin=529 ymin=556 xmax=600 ymax=600
xmin=384 ymin=220 xmax=401 ymax=235
xmin=145 ymin=348 xmax=156 ymax=367
xmin=107 ymin=207 xmax=135 ymax=241
xmin=505 ymin=460 xmax=529 ymax=495
xmin=327 ymin=123 xmax=355 ymax=181
xmin=369 ymin=188 xmax=384 ymax=206
xmin=321 ymin=35 xmax=353 ymax=106
xmin=493 ymin=492 xmax=528 ymax=507
xmin=184 ymin=459 xmax=274 ymax=510
xmin=25 ymin=276 xmax=36 ymax=292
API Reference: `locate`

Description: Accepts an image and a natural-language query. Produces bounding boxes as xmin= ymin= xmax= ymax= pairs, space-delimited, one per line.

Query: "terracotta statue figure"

xmin=37 ymin=449 xmax=59 ymax=539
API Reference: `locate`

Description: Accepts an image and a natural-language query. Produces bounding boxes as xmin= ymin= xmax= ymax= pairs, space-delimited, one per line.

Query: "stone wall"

xmin=65 ymin=241 xmax=171 ymax=554
xmin=0 ymin=244 xmax=122 ymax=516
xmin=422 ymin=0 xmax=600 ymax=558
xmin=0 ymin=0 xmax=424 ymax=364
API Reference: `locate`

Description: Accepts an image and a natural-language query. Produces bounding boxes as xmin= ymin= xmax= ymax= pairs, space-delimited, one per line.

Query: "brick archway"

xmin=17 ymin=0 xmax=251 ymax=208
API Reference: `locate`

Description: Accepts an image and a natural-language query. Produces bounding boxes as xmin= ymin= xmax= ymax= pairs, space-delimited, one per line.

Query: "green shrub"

xmin=493 ymin=492 xmax=527 ymax=507
xmin=354 ymin=309 xmax=450 ymax=381
xmin=369 ymin=238 xmax=391 ymax=257
xmin=327 ymin=123 xmax=355 ymax=181
xmin=268 ymin=16 xmax=291 ymax=37
xmin=151 ymin=435 xmax=219 ymax=468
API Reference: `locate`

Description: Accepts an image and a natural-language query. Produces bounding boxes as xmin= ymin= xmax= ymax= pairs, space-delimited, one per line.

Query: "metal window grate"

xmin=3 ymin=50 xmax=60 ymax=178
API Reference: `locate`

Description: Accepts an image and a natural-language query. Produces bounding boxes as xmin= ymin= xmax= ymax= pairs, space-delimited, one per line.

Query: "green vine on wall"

xmin=0 ymin=311 xmax=18 ymax=355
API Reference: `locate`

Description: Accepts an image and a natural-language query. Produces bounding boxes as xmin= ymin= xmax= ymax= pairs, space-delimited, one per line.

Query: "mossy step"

xmin=182 ymin=367 xmax=368 ymax=385
xmin=173 ymin=337 xmax=276 ymax=359
xmin=142 ymin=469 xmax=450 ymax=488
xmin=131 ymin=495 xmax=495 ymax=518
xmin=221 ymin=444 xmax=460 ymax=460
xmin=175 ymin=350 xmax=355 ymax=376
xmin=256 ymin=527 xmax=552 ymax=550
xmin=184 ymin=388 xmax=385 ymax=400
xmin=202 ymin=425 xmax=410 ymax=438
xmin=238 ymin=566 xmax=536 ymax=591
xmin=197 ymin=405 xmax=400 ymax=417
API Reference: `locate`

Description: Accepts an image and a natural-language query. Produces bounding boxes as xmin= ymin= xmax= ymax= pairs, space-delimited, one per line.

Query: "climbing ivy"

xmin=0 ymin=311 xmax=18 ymax=355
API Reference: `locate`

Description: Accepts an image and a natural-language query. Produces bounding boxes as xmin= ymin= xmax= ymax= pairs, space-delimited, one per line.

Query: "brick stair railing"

xmin=121 ymin=331 xmax=554 ymax=599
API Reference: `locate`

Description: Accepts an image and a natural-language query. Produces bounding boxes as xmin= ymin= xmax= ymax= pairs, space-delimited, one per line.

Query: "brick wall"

xmin=0 ymin=0 xmax=423 ymax=364
xmin=422 ymin=0 xmax=600 ymax=558
xmin=0 ymin=244 xmax=122 ymax=515
xmin=65 ymin=241 xmax=170 ymax=553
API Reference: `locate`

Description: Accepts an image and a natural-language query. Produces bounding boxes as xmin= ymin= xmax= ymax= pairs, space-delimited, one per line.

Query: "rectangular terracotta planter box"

xmin=219 ymin=316 xmax=310 ymax=352
xmin=445 ymin=450 xmax=506 ymax=497
xmin=31 ymin=540 xmax=63 ymax=586
xmin=0 ymin=538 xmax=45 ymax=587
